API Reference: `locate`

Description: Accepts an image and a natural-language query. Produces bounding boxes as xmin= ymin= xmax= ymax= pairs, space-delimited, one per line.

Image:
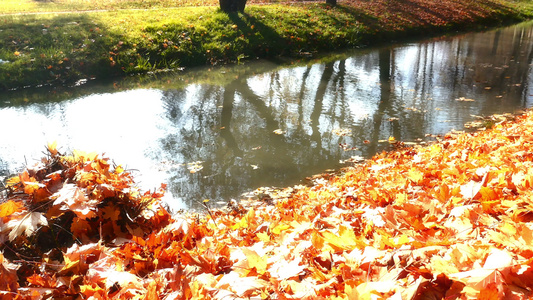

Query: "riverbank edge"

xmin=1 ymin=0 xmax=532 ymax=92
xmin=3 ymin=109 xmax=533 ymax=297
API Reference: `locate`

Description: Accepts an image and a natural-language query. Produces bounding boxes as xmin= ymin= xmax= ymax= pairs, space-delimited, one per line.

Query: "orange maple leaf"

xmin=52 ymin=184 xmax=97 ymax=219
xmin=0 ymin=200 xmax=24 ymax=218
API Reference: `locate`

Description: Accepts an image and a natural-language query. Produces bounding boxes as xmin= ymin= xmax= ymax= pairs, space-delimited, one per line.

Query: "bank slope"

xmin=1 ymin=0 xmax=532 ymax=91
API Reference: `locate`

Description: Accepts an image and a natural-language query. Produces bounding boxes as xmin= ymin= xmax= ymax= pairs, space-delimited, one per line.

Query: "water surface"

xmin=1 ymin=21 xmax=533 ymax=211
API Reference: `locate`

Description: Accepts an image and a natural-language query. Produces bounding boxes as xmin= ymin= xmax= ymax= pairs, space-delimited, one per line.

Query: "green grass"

xmin=0 ymin=0 xmax=532 ymax=91
xmin=0 ymin=0 xmax=219 ymax=14
xmin=0 ymin=4 xmax=365 ymax=89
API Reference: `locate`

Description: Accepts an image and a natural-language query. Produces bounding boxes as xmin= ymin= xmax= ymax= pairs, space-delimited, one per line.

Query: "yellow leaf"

xmin=0 ymin=200 xmax=24 ymax=217
xmin=344 ymin=280 xmax=359 ymax=300
xmin=392 ymin=234 xmax=411 ymax=246
xmin=321 ymin=225 xmax=358 ymax=251
xmin=271 ymin=222 xmax=290 ymax=235
xmin=356 ymin=281 xmax=396 ymax=300
xmin=114 ymin=165 xmax=124 ymax=174
xmin=395 ymin=192 xmax=408 ymax=206
xmin=231 ymin=215 xmax=248 ymax=230
xmin=5 ymin=176 xmax=21 ymax=187
xmin=59 ymin=255 xmax=80 ymax=275
xmin=71 ymin=150 xmax=98 ymax=162
xmin=257 ymin=232 xmax=270 ymax=243
xmin=407 ymin=168 xmax=424 ymax=184
xmin=242 ymin=248 xmax=267 ymax=275
xmin=499 ymin=221 xmax=517 ymax=237
xmin=47 ymin=141 xmax=58 ymax=156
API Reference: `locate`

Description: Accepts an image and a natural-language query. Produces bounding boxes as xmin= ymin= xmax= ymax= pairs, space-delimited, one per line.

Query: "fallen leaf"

xmin=0 ymin=200 xmax=24 ymax=218
xmin=7 ymin=212 xmax=48 ymax=241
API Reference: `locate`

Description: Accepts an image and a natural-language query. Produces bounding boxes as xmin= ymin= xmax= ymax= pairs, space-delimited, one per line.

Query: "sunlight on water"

xmin=0 ymin=89 xmax=187 ymax=211
xmin=1 ymin=21 xmax=533 ymax=211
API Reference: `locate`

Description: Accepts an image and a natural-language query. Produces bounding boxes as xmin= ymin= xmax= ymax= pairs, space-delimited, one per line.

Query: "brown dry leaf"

xmin=0 ymin=253 xmax=19 ymax=292
xmin=7 ymin=212 xmax=48 ymax=241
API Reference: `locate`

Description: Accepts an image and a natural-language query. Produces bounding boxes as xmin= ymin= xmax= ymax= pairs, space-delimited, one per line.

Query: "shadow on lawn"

xmin=336 ymin=0 xmax=523 ymax=35
xmin=0 ymin=13 xmax=127 ymax=90
xmin=225 ymin=10 xmax=290 ymax=58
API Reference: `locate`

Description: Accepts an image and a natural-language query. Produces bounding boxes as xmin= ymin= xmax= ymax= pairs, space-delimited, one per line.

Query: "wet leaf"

xmin=456 ymin=97 xmax=475 ymax=101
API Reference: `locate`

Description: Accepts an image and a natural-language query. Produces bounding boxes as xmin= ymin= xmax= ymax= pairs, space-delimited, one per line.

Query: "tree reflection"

xmin=154 ymin=22 xmax=533 ymax=209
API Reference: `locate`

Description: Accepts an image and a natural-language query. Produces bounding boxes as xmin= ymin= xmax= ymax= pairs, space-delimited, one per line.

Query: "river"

xmin=1 ymin=21 xmax=533 ymax=211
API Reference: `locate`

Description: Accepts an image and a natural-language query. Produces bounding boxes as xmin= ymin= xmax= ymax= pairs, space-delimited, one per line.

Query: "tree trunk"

xmin=325 ymin=0 xmax=336 ymax=6
xmin=219 ymin=0 xmax=247 ymax=12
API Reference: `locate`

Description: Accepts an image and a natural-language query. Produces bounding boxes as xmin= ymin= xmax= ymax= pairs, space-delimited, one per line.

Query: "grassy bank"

xmin=1 ymin=0 xmax=532 ymax=91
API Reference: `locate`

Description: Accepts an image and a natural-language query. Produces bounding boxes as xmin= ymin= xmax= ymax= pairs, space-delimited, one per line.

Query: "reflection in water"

xmin=1 ymin=21 xmax=533 ymax=211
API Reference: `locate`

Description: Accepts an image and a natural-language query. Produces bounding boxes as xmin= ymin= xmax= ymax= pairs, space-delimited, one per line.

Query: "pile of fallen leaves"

xmin=3 ymin=111 xmax=533 ymax=299
xmin=0 ymin=146 xmax=171 ymax=299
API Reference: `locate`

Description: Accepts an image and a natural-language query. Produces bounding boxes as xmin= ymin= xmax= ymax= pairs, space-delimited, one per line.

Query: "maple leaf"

xmin=0 ymin=253 xmax=19 ymax=292
xmin=52 ymin=184 xmax=97 ymax=219
xmin=320 ymin=225 xmax=359 ymax=251
xmin=7 ymin=212 xmax=48 ymax=241
xmin=355 ymin=280 xmax=398 ymax=299
xmin=478 ymin=282 xmax=502 ymax=300
xmin=269 ymin=256 xmax=306 ymax=280
xmin=0 ymin=200 xmax=24 ymax=218
xmin=460 ymin=180 xmax=483 ymax=200
xmin=215 ymin=271 xmax=268 ymax=297
xmin=241 ymin=248 xmax=267 ymax=275
xmin=101 ymin=205 xmax=121 ymax=222
xmin=87 ymin=268 xmax=143 ymax=290
xmin=448 ymin=248 xmax=513 ymax=295
xmin=70 ymin=217 xmax=93 ymax=242
xmin=47 ymin=141 xmax=58 ymax=156
xmin=407 ymin=168 xmax=424 ymax=184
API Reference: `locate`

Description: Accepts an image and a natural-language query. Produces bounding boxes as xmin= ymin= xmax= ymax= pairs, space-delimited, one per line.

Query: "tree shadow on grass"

xmin=224 ymin=10 xmax=290 ymax=59
xmin=332 ymin=0 xmax=523 ymax=44
xmin=394 ymin=0 xmax=520 ymax=27
xmin=0 ymin=12 xmax=128 ymax=90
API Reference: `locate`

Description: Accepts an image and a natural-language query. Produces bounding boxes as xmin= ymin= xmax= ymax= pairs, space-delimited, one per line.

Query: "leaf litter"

xmin=2 ymin=110 xmax=533 ymax=299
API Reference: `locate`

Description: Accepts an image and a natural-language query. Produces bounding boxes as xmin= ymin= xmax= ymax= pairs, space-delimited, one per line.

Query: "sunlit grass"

xmin=0 ymin=0 xmax=531 ymax=90
xmin=0 ymin=4 xmax=366 ymax=89
xmin=0 ymin=0 xmax=219 ymax=14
